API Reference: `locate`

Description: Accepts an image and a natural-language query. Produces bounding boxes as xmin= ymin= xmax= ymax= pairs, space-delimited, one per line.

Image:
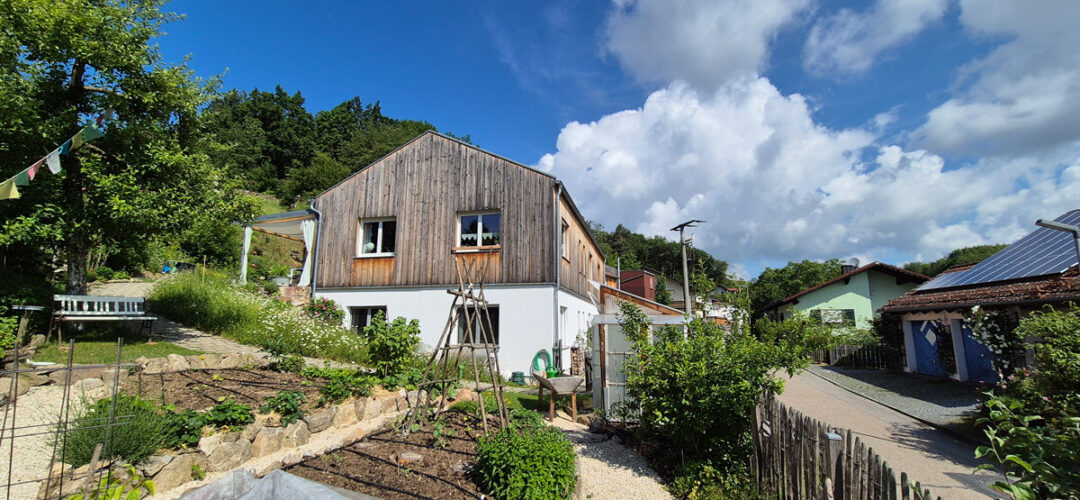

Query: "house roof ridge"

xmin=763 ymin=261 xmax=929 ymax=311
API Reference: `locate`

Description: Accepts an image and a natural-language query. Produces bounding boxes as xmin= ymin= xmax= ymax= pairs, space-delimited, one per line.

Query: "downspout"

xmin=553 ymin=181 xmax=563 ymax=370
xmin=308 ymin=198 xmax=323 ymax=300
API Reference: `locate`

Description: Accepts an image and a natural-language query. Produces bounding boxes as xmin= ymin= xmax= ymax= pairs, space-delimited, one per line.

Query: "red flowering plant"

xmin=304 ymin=297 xmax=344 ymax=325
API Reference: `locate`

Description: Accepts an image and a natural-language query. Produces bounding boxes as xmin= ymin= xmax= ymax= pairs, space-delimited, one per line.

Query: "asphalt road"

xmin=777 ymin=372 xmax=1000 ymax=499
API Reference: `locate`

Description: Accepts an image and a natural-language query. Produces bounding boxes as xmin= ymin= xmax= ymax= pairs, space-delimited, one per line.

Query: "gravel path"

xmin=547 ymin=417 xmax=671 ymax=500
xmin=0 ymin=385 xmax=77 ymax=499
xmin=778 ymin=372 xmax=998 ymax=499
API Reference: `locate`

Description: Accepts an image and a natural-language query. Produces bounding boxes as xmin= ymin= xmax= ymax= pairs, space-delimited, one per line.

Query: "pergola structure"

xmin=240 ymin=209 xmax=318 ymax=286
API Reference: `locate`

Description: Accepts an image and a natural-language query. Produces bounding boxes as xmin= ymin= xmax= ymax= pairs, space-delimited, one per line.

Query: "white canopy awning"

xmin=240 ymin=210 xmax=318 ymax=286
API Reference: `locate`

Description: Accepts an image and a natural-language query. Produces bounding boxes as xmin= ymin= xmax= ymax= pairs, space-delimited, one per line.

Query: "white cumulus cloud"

xmin=914 ymin=0 xmax=1080 ymax=156
xmin=803 ymin=0 xmax=949 ymax=76
xmin=604 ymin=0 xmax=810 ymax=91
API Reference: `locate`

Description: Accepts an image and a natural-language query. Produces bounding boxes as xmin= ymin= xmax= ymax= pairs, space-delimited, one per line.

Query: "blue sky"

xmin=158 ymin=0 xmax=1080 ymax=278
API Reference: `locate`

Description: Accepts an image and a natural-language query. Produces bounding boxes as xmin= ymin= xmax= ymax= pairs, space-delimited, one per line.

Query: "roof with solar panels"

xmin=882 ymin=209 xmax=1080 ymax=313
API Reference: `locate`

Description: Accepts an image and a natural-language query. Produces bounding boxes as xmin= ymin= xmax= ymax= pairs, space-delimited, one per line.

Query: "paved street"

xmin=778 ymin=372 xmax=999 ymax=499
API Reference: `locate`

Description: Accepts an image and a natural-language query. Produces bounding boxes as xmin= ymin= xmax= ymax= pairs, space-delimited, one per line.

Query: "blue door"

xmin=910 ymin=320 xmax=945 ymax=376
xmin=960 ymin=324 xmax=999 ymax=383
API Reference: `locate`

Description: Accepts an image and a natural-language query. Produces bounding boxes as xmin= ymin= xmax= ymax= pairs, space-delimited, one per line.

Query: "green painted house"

xmin=763 ymin=262 xmax=929 ymax=329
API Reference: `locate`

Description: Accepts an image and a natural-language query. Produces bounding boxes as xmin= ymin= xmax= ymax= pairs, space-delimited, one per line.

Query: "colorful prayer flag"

xmin=13 ymin=169 xmax=30 ymax=186
xmin=83 ymin=124 xmax=105 ymax=142
xmin=59 ymin=140 xmax=71 ymax=155
xmin=46 ymin=149 xmax=61 ymax=174
xmin=0 ymin=178 xmax=19 ymax=200
xmin=27 ymin=160 xmax=42 ymax=180
xmin=71 ymin=129 xmax=85 ymax=149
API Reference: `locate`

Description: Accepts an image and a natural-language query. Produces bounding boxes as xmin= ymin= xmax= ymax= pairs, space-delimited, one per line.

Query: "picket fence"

xmin=751 ymin=397 xmax=942 ymax=500
xmin=813 ymin=344 xmax=905 ymax=371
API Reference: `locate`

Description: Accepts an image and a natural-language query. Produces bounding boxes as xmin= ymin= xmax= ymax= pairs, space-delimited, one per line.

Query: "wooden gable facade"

xmin=313 ymin=131 xmax=602 ymax=297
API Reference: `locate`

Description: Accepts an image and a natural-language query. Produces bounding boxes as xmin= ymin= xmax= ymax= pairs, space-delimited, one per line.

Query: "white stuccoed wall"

xmin=317 ymin=285 xmax=597 ymax=377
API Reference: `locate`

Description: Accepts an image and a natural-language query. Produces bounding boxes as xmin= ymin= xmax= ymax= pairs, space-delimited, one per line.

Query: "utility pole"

xmin=671 ymin=219 xmax=704 ymax=317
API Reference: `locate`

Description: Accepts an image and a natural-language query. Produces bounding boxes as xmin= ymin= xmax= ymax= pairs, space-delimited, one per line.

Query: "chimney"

xmin=840 ymin=263 xmax=856 ymax=274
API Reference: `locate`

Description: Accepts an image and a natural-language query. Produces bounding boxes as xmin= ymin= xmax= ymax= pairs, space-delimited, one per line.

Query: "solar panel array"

xmin=918 ymin=210 xmax=1080 ymax=291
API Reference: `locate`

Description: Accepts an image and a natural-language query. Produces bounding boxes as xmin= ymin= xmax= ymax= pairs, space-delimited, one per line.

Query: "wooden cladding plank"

xmin=315 ymin=133 xmax=559 ymax=288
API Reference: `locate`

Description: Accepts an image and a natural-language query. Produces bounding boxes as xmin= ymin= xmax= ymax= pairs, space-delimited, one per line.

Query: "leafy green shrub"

xmin=94 ymin=266 xmax=115 ymax=281
xmin=61 ymin=395 xmax=168 ymax=467
xmin=474 ymin=425 xmax=576 ymax=500
xmin=113 ymin=270 xmax=131 ymax=280
xmin=0 ymin=316 xmax=17 ymax=350
xmin=261 ymin=390 xmax=306 ymax=425
xmin=363 ymin=310 xmax=420 ymax=377
xmin=149 ymin=272 xmax=367 ymax=364
xmin=302 ymin=366 xmax=375 ymax=405
xmin=203 ymin=398 xmax=254 ymax=429
xmin=449 ymin=399 xmax=479 ymax=415
xmin=1013 ymin=305 xmax=1080 ymax=417
xmin=669 ymin=461 xmax=763 ymax=500
xmin=161 ymin=407 xmax=205 ymax=449
xmin=304 ymin=297 xmax=344 ymax=324
xmin=275 ymin=354 xmax=306 ymax=374
xmin=618 ymin=294 xmax=805 ymax=487
xmin=975 ymin=394 xmax=1080 ymax=499
xmin=65 ymin=464 xmax=155 ymax=500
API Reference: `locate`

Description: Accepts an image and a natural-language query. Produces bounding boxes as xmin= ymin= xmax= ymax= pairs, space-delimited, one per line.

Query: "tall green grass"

xmin=148 ymin=272 xmax=367 ymax=364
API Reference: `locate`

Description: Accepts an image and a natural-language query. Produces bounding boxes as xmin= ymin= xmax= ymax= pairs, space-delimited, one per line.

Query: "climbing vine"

xmin=966 ymin=306 xmax=1024 ymax=380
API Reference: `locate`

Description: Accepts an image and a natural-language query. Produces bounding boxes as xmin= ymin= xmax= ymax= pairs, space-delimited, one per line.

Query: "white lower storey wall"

xmin=317 ymin=284 xmax=597 ymax=377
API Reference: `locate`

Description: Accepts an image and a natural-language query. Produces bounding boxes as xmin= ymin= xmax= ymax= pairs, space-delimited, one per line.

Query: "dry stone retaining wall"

xmin=34 ymin=353 xmax=413 ymax=498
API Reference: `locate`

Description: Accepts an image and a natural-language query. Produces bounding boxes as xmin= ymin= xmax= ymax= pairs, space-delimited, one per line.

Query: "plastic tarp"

xmin=178 ymin=469 xmax=377 ymax=500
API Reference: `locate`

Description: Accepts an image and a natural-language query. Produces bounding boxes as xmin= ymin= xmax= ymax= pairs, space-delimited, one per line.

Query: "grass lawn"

xmin=30 ymin=328 xmax=203 ymax=365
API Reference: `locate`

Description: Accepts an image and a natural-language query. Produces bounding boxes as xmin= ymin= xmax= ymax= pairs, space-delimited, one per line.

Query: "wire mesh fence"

xmin=0 ymin=338 xmax=145 ymax=499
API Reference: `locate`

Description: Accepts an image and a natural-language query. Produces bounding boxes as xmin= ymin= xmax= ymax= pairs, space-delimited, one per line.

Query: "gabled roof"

xmin=312 ymin=130 xmax=604 ymax=261
xmin=763 ymin=262 xmax=929 ymax=311
xmin=881 ymin=267 xmax=1080 ymax=313
xmin=600 ymin=284 xmax=685 ymax=316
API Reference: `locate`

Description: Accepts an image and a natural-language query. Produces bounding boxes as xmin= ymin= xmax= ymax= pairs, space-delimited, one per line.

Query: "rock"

xmin=362 ymin=397 xmax=389 ymax=420
xmin=332 ymin=401 xmax=357 ymax=427
xmin=282 ymin=453 xmax=303 ymax=466
xmin=73 ymin=377 xmax=104 ymax=396
xmin=166 ymin=354 xmax=190 ymax=372
xmin=28 ymin=334 xmax=46 ymax=350
xmin=588 ymin=418 xmax=606 ymax=434
xmin=220 ymin=431 xmax=243 ymax=443
xmin=241 ymin=414 xmax=268 ymax=441
xmin=405 ymin=390 xmax=425 ymax=408
xmin=353 ymin=398 xmax=366 ymax=420
xmin=344 ymin=426 xmax=367 ymax=443
xmin=397 ymin=451 xmax=423 ymax=466
xmin=0 ymin=377 xmax=30 ymax=399
xmin=100 ymin=368 xmax=129 ymax=386
xmin=198 ymin=433 xmax=223 ymax=457
xmin=134 ymin=356 xmax=149 ymax=367
xmin=251 ymin=427 xmax=284 ymax=457
xmin=200 ymin=353 xmax=222 ymax=369
xmin=48 ymin=366 xmax=103 ymax=385
xmin=303 ymin=407 xmax=335 ymax=433
xmin=143 ymin=357 xmax=167 ymax=374
xmin=206 ymin=438 xmax=251 ymax=472
xmin=256 ymin=460 xmax=282 ymax=477
xmin=283 ymin=420 xmax=310 ymax=447
xmin=218 ymin=353 xmax=242 ymax=369
xmin=395 ymin=396 xmax=408 ymax=411
xmin=139 ymin=454 xmax=174 ymax=477
xmin=454 ymin=387 xmax=476 ymax=402
xmin=186 ymin=355 xmax=207 ymax=370
xmin=452 ymin=461 xmax=471 ymax=475
xmin=575 ymin=415 xmax=591 ymax=426
xmin=153 ymin=452 xmax=207 ymax=492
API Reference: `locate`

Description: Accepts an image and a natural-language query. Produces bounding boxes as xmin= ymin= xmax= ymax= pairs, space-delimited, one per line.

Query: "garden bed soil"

xmin=130 ymin=368 xmax=325 ymax=412
xmin=287 ymin=410 xmax=492 ymax=499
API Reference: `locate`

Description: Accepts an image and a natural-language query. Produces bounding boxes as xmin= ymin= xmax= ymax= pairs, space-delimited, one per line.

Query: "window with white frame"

xmin=457 ymin=305 xmax=499 ymax=344
xmin=811 ymin=308 xmax=855 ymax=326
xmin=357 ymin=218 xmax=396 ymax=257
xmin=350 ymin=306 xmax=387 ymax=333
xmin=458 ymin=212 xmax=500 ymax=247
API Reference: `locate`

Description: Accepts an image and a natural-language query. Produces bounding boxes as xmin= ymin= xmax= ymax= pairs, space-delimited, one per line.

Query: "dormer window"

xmin=458 ymin=211 xmax=500 ymax=247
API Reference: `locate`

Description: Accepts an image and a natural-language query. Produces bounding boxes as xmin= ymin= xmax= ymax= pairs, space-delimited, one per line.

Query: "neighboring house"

xmin=247 ymin=131 xmax=605 ymax=375
xmin=619 ymin=268 xmax=661 ymax=301
xmin=882 ymin=209 xmax=1080 ymax=383
xmin=762 ymin=262 xmax=929 ymax=329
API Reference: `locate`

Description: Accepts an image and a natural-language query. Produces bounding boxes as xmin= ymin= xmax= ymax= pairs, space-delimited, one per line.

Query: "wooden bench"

xmin=51 ymin=295 xmax=157 ymax=339
xmin=533 ymin=370 xmax=584 ymax=421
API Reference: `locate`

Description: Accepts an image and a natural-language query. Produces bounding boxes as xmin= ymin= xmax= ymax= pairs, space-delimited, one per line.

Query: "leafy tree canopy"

xmin=587 ymin=222 xmax=729 ymax=287
xmin=0 ymin=0 xmax=257 ymax=294
xmin=903 ymin=244 xmax=1007 ymax=277
xmin=749 ymin=259 xmax=844 ymax=314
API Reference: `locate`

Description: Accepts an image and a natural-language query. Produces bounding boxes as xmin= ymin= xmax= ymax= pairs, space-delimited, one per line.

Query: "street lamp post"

xmin=671 ymin=219 xmax=705 ymax=317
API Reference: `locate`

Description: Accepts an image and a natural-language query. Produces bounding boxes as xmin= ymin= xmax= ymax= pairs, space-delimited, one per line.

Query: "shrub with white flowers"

xmin=966 ymin=305 xmax=1024 ymax=380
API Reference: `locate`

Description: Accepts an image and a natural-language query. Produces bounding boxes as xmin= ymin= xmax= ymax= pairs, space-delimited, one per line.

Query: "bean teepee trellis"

xmin=404 ymin=250 xmax=508 ymax=434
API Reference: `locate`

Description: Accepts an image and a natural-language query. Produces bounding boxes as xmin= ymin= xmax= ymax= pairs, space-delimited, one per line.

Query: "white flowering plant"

xmin=966 ymin=305 xmax=1024 ymax=381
